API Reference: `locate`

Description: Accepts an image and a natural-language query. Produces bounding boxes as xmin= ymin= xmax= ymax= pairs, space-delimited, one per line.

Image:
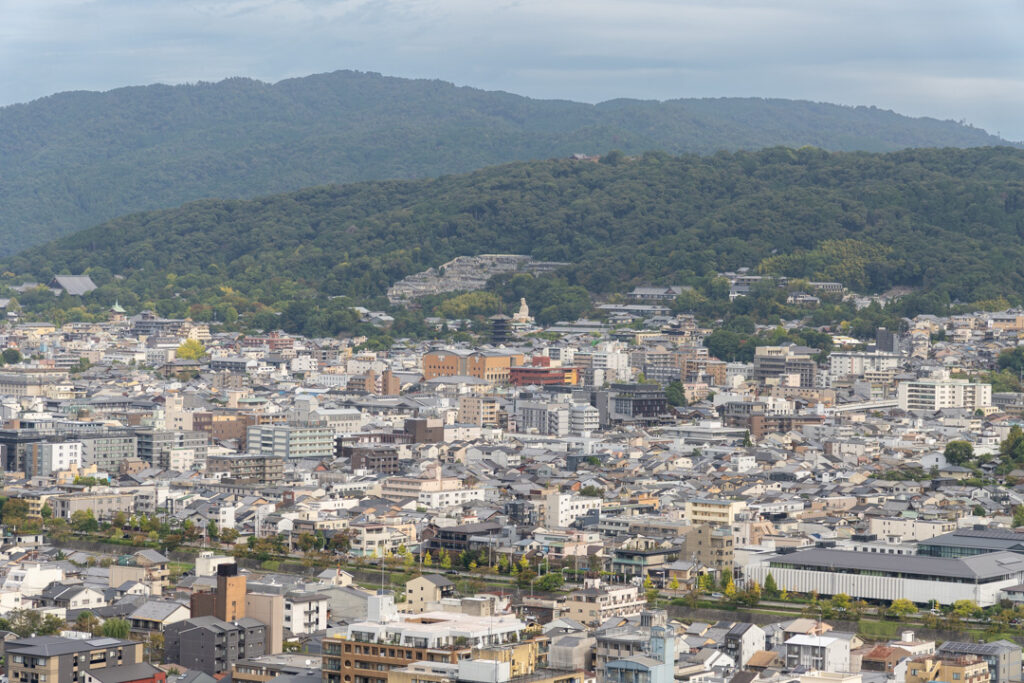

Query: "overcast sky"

xmin=1 ymin=0 xmax=1022 ymax=140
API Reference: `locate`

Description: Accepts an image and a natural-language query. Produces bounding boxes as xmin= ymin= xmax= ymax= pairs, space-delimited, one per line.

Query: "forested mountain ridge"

xmin=5 ymin=146 xmax=1024 ymax=332
xmin=0 ymin=69 xmax=1017 ymax=255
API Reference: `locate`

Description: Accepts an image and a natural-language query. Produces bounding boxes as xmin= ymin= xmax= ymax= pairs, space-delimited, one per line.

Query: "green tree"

xmin=1013 ymin=506 xmax=1024 ymax=528
xmin=943 ymin=440 xmax=974 ymax=466
xmin=579 ymin=486 xmax=604 ymax=498
xmin=763 ymin=572 xmax=779 ymax=598
xmin=8 ymin=609 xmax=64 ymax=637
xmin=2 ymin=349 xmax=22 ymax=365
xmin=832 ymin=593 xmax=852 ymax=612
xmin=886 ymin=598 xmax=917 ymax=618
xmin=206 ymin=519 xmax=220 ymax=540
xmin=951 ymin=599 xmax=980 ymax=619
xmin=101 ymin=618 xmax=131 ymax=639
xmin=75 ymin=610 xmax=100 ymax=634
xmin=536 ymin=573 xmax=564 ymax=591
xmin=0 ymin=498 xmax=31 ymax=530
xmin=665 ymin=381 xmax=686 ymax=407
xmin=70 ymin=509 xmax=99 ymax=532
xmin=175 ymin=339 xmax=206 ymax=360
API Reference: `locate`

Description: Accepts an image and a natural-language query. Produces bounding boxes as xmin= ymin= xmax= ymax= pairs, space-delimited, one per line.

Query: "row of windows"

xmin=769 ymin=562 xmax=1013 ymax=584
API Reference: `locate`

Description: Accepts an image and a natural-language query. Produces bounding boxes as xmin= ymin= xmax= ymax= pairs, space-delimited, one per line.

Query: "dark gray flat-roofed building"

xmin=918 ymin=528 xmax=1024 ymax=558
xmin=165 ymin=616 xmax=267 ymax=675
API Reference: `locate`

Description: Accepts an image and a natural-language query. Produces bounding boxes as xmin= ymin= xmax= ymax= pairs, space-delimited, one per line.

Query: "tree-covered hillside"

xmin=6 ymin=147 xmax=1024 ymax=330
xmin=0 ymin=70 xmax=1016 ymax=254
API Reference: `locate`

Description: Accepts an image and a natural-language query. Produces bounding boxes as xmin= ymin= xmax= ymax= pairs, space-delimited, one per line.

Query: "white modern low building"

xmin=747 ymin=548 xmax=1024 ymax=606
xmin=344 ymin=593 xmax=525 ymax=649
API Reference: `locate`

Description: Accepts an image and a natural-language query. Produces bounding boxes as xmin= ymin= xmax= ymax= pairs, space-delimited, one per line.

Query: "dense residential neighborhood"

xmin=0 ymin=292 xmax=1024 ymax=683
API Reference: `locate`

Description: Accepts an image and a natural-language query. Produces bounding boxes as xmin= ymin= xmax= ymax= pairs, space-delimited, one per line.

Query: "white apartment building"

xmin=570 ymin=404 xmax=600 ymax=435
xmin=28 ymin=441 xmax=82 ymax=476
xmin=786 ymin=635 xmax=851 ymax=673
xmin=161 ymin=447 xmax=196 ymax=472
xmin=545 ymin=492 xmax=602 ymax=528
xmin=828 ymin=352 xmax=902 ymax=383
xmin=417 ymin=487 xmax=486 ymax=509
xmin=284 ymin=591 xmax=329 ymax=635
xmin=897 ymin=377 xmax=992 ymax=411
xmin=514 ymin=400 xmax=569 ymax=437
xmin=684 ymin=498 xmax=746 ymax=526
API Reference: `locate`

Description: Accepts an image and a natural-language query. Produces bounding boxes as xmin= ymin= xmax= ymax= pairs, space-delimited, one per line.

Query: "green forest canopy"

xmin=0 ymin=69 xmax=1016 ymax=254
xmin=5 ymin=146 xmax=1024 ymax=335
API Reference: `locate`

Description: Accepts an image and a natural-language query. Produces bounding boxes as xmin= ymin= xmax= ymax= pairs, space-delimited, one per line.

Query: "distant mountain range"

xmin=0 ymin=69 xmax=1017 ymax=255
xmin=7 ymin=147 xmax=1024 ymax=333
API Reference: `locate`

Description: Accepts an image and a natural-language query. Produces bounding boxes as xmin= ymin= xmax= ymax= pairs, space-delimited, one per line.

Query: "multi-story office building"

xmin=134 ymin=429 xmax=209 ymax=467
xmin=0 ymin=429 xmax=46 ymax=473
xmin=753 ymin=345 xmax=818 ymax=388
xmin=609 ymin=384 xmax=668 ymax=422
xmin=78 ymin=431 xmax=138 ymax=471
xmin=246 ymin=424 xmax=335 ymax=459
xmin=24 ymin=441 xmax=81 ymax=477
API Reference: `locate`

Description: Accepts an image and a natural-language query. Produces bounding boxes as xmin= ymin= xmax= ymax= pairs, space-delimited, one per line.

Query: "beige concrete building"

xmin=684 ymin=498 xmax=746 ymax=526
xmin=562 ymin=578 xmax=646 ymax=627
xmin=405 ymin=574 xmax=455 ymax=613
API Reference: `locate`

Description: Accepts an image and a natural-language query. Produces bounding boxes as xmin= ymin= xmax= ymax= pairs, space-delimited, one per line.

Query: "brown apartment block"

xmin=193 ymin=411 xmax=259 ymax=449
xmin=206 ymin=453 xmax=285 ymax=485
xmin=192 ymin=563 xmax=247 ymax=622
xmin=422 ymin=351 xmax=524 ymax=383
